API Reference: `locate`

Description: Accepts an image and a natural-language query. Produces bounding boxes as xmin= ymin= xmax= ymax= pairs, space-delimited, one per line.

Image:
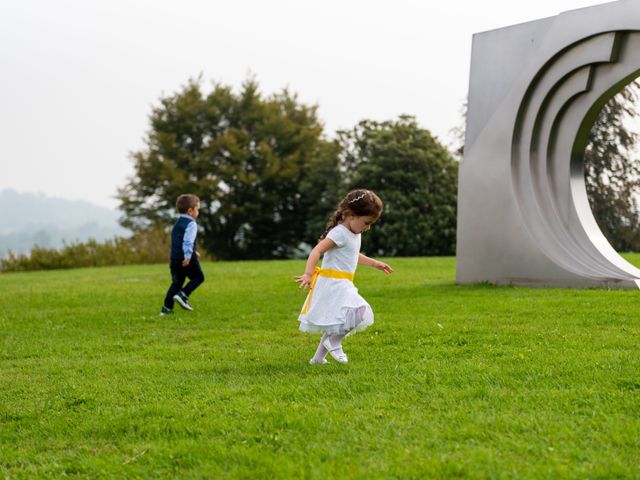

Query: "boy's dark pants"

xmin=163 ymin=257 xmax=205 ymax=309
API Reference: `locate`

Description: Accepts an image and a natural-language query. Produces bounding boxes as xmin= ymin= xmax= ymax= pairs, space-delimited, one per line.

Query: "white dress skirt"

xmin=298 ymin=224 xmax=374 ymax=336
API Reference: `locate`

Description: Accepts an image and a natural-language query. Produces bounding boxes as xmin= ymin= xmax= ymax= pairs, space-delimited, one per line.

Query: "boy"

xmin=160 ymin=194 xmax=205 ymax=316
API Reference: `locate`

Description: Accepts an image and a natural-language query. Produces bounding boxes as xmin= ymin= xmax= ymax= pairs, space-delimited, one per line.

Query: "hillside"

xmin=0 ymin=189 xmax=129 ymax=256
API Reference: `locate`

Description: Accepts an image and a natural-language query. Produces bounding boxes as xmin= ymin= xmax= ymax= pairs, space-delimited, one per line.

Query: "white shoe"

xmin=322 ymin=338 xmax=348 ymax=364
xmin=309 ymin=358 xmax=329 ymax=365
xmin=173 ymin=293 xmax=193 ymax=311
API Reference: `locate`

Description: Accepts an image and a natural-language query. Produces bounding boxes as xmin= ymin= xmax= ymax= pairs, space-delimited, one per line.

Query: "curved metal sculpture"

xmin=457 ymin=0 xmax=640 ymax=288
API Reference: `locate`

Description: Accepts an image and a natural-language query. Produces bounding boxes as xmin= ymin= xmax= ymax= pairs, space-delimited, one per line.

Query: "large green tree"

xmin=585 ymin=80 xmax=640 ymax=252
xmin=338 ymin=116 xmax=458 ymax=256
xmin=298 ymin=139 xmax=343 ymax=247
xmin=118 ymin=78 xmax=335 ymax=259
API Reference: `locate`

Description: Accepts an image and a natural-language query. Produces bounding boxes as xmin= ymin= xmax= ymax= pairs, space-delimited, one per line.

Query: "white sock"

xmin=311 ymin=333 xmax=329 ymax=362
xmin=327 ymin=333 xmax=347 ymax=356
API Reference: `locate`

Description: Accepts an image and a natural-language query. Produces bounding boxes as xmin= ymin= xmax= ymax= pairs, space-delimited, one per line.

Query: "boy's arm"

xmin=181 ymin=221 xmax=198 ymax=266
xmin=358 ymin=253 xmax=394 ymax=274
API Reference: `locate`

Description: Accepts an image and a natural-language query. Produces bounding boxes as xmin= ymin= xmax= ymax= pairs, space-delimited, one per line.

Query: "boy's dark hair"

xmin=176 ymin=194 xmax=200 ymax=214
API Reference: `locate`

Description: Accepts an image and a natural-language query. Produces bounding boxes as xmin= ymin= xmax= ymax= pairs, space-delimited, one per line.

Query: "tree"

xmin=118 ymin=78 xmax=336 ymax=259
xmin=585 ymin=80 xmax=640 ymax=252
xmin=337 ymin=116 xmax=458 ymax=256
xmin=448 ymin=100 xmax=467 ymax=161
xmin=298 ymin=139 xmax=343 ymax=247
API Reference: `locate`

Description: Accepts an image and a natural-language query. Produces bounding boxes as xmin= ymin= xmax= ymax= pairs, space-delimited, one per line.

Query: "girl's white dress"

xmin=298 ymin=224 xmax=374 ymax=335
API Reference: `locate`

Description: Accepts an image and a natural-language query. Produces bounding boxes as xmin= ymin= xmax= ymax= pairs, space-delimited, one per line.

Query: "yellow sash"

xmin=300 ymin=266 xmax=355 ymax=314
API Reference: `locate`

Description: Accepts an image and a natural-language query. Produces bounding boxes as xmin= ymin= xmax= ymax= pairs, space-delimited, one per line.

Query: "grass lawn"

xmin=1 ymin=256 xmax=640 ymax=478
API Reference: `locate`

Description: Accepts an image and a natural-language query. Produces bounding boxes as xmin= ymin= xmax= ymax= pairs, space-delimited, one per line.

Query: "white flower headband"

xmin=348 ymin=191 xmax=369 ymax=204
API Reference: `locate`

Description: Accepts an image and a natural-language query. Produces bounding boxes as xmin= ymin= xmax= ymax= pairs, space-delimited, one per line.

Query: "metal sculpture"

xmin=457 ymin=0 xmax=640 ymax=288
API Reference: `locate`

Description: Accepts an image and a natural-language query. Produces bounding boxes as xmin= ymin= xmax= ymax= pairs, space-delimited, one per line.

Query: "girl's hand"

xmin=294 ymin=273 xmax=313 ymax=289
xmin=374 ymin=261 xmax=394 ymax=274
xmin=195 ymin=251 xmax=201 ymax=258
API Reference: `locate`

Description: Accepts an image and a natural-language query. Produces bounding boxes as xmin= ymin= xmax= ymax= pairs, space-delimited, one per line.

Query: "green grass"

xmin=1 ymin=256 xmax=640 ymax=478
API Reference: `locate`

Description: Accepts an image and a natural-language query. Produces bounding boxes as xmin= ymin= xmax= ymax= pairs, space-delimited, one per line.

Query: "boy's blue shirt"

xmin=180 ymin=214 xmax=197 ymax=259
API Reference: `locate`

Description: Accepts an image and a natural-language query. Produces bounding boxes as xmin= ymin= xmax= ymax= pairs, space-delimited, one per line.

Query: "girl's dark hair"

xmin=319 ymin=189 xmax=383 ymax=240
xmin=176 ymin=194 xmax=200 ymax=213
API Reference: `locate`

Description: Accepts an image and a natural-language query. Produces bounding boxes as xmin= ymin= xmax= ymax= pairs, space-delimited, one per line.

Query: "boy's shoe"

xmin=173 ymin=292 xmax=193 ymax=311
xmin=160 ymin=306 xmax=174 ymax=316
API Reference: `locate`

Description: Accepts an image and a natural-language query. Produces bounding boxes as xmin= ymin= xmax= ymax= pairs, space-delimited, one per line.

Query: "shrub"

xmin=0 ymin=225 xmax=192 ymax=273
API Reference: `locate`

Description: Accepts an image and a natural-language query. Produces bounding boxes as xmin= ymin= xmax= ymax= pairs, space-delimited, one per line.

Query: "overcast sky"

xmin=0 ymin=0 xmax=611 ymax=209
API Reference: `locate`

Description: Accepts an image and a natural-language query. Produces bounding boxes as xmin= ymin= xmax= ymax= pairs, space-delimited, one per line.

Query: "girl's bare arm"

xmin=358 ymin=253 xmax=394 ymax=274
xmin=294 ymin=238 xmax=337 ymax=288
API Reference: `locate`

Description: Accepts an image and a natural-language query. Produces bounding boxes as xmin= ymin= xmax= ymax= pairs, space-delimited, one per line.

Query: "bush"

xmin=0 ymin=225 xmax=187 ymax=273
xmin=338 ymin=116 xmax=458 ymax=256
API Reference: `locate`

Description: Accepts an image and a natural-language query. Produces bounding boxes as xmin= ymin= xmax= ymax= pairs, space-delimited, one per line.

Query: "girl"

xmin=295 ymin=189 xmax=393 ymax=364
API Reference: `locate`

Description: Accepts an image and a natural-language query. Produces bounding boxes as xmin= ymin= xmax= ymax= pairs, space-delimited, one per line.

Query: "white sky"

xmin=0 ymin=0 xmax=612 ymax=209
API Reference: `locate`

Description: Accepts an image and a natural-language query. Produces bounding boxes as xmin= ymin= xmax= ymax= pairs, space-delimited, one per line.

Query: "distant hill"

xmin=0 ymin=189 xmax=130 ymax=257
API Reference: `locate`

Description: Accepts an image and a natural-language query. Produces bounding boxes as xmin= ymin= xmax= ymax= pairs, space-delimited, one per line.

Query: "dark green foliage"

xmin=585 ymin=81 xmax=640 ymax=252
xmin=0 ymin=226 xmax=171 ymax=272
xmin=118 ymin=78 xmax=333 ymax=260
xmin=337 ymin=116 xmax=458 ymax=256
xmin=118 ymin=76 xmax=460 ymax=259
xmin=298 ymin=140 xmax=343 ymax=246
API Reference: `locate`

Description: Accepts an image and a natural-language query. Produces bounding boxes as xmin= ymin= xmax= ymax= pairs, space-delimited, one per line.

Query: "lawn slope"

xmin=1 ymin=257 xmax=639 ymax=478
